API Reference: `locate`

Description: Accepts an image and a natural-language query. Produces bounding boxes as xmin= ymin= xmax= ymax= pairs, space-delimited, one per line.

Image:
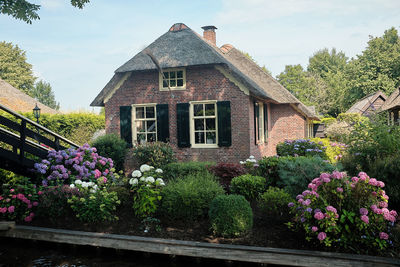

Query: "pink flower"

xmin=379 ymin=232 xmax=389 ymax=240
xmin=377 ymin=181 xmax=385 ymax=188
xmin=303 ymin=199 xmax=311 ymax=206
xmin=311 ymin=226 xmax=318 ymax=232
xmin=24 ymin=216 xmax=32 ymax=222
xmin=331 ymin=171 xmax=344 ymax=179
xmin=384 ymin=213 xmax=396 ymax=222
xmin=370 ymin=204 xmax=377 ymax=211
xmin=336 ymin=187 xmax=343 ymax=193
xmin=0 ymin=196 xmax=3 ymax=201
xmin=326 ymin=206 xmax=337 ymax=213
xmin=361 ymin=215 xmax=369 ymax=224
xmin=317 ymin=232 xmax=327 ymax=241
xmin=33 ymin=202 xmax=39 ymax=207
xmin=0 ymin=207 xmax=6 ymax=213
xmin=94 ymin=169 xmax=101 ymax=179
xmin=10 ymin=189 xmax=15 ymax=193
xmin=7 ymin=206 xmax=15 ymax=213
xmin=314 ymin=212 xmax=325 ymax=220
xmin=390 ymin=210 xmax=398 ymax=217
xmin=322 ymin=178 xmax=331 ymax=183
xmin=379 ymin=201 xmax=388 ymax=208
xmin=369 ymin=178 xmax=378 ymax=186
xmin=320 ymin=173 xmax=330 ymax=179
xmin=11 ymin=195 xmax=16 ymax=199
xmin=28 ymin=204 xmax=32 ymax=209
xmin=359 ymin=208 xmax=368 ymax=215
xmin=37 ymin=191 xmax=43 ymax=195
xmin=351 ymin=177 xmax=359 ymax=183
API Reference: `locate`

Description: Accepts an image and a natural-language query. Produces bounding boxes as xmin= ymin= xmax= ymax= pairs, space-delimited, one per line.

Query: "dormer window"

xmin=159 ymin=68 xmax=186 ymax=91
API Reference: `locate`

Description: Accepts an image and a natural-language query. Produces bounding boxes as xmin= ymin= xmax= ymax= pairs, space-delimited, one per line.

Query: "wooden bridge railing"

xmin=0 ymin=103 xmax=79 ymax=176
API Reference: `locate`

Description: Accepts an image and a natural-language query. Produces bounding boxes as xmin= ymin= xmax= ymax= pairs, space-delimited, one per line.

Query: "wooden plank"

xmin=0 ymin=115 xmax=20 ymax=132
xmin=25 ymin=127 xmax=56 ymax=148
xmin=0 ymin=222 xmax=15 ymax=231
xmin=0 ymin=225 xmax=398 ymax=267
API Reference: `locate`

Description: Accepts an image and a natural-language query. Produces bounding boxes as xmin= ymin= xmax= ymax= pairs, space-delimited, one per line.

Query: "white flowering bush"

xmin=239 ymin=155 xmax=258 ymax=175
xmin=129 ymin=164 xmax=165 ymax=218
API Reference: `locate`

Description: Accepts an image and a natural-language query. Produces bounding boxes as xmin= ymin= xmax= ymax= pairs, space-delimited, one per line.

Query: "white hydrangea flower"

xmin=155 ymin=168 xmax=163 ymax=173
xmin=149 ymin=166 xmax=155 ymax=170
xmin=129 ymin=178 xmax=138 ymax=185
xmin=132 ymin=170 xmax=142 ymax=178
xmin=88 ymin=181 xmax=94 ymax=187
xmin=250 ymin=159 xmax=257 ymax=163
xmin=82 ymin=182 xmax=89 ymax=188
xmin=239 ymin=161 xmax=244 ymax=164
xmin=145 ymin=176 xmax=155 ymax=183
xmin=156 ymin=178 xmax=164 ymax=184
xmin=249 ymin=155 xmax=255 ymax=159
xmin=146 ymin=184 xmax=151 ymax=187
xmin=140 ymin=164 xmax=151 ymax=172
xmin=246 ymin=158 xmax=251 ymax=162
xmin=93 ymin=185 xmax=98 ymax=190
xmin=75 ymin=180 xmax=82 ymax=185
xmin=90 ymin=189 xmax=96 ymax=194
xmin=140 ymin=177 xmax=146 ymax=181
xmin=70 ymin=184 xmax=75 ymax=188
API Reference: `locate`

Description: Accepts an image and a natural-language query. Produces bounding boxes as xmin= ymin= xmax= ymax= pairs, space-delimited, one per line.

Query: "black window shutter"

xmin=156 ymin=104 xmax=169 ymax=142
xmin=217 ymin=101 xmax=232 ymax=147
xmin=263 ymin=104 xmax=268 ymax=141
xmin=176 ymin=103 xmax=191 ymax=147
xmin=120 ymin=106 xmax=132 ymax=147
xmin=254 ymin=102 xmax=259 ymax=145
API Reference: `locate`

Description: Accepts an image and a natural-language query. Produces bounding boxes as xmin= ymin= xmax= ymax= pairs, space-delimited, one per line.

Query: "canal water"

xmin=0 ymin=238 xmax=279 ymax=267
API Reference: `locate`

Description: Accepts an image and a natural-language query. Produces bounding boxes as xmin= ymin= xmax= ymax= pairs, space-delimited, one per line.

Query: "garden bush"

xmin=163 ymin=161 xmax=213 ymax=181
xmin=258 ymin=187 xmax=293 ymax=218
xmin=288 ymin=171 xmax=398 ymax=254
xmin=311 ymin=138 xmax=347 ymax=163
xmin=209 ymin=194 xmax=253 ymax=237
xmin=129 ymin=164 xmax=165 ymax=218
xmin=277 ymin=156 xmax=338 ymax=197
xmin=276 ymin=139 xmax=327 ymax=159
xmin=256 ymin=156 xmax=280 ymax=186
xmin=0 ymin=178 xmax=40 ymax=222
xmin=230 ymin=174 xmax=266 ymax=201
xmin=34 ymin=143 xmax=117 ymax=186
xmin=208 ymin=163 xmax=246 ymax=189
xmin=161 ymin=172 xmax=224 ymax=221
xmin=91 ymin=134 xmax=128 ymax=172
xmin=132 ymin=142 xmax=176 ymax=168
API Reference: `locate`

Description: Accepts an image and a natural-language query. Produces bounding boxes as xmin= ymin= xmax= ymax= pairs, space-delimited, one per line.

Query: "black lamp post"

xmin=33 ymin=103 xmax=41 ymax=123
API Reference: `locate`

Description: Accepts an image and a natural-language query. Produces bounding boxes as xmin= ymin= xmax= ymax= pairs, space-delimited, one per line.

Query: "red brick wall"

xmin=104 ymin=65 xmax=308 ymax=164
xmin=105 ymin=65 xmax=251 ymax=163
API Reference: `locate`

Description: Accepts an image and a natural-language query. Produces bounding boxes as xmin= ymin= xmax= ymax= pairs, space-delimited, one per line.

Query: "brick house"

xmin=91 ymin=23 xmax=318 ymax=163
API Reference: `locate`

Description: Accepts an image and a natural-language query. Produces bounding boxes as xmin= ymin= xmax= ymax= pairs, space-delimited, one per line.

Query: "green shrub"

xmin=277 ymin=156 xmax=338 ymax=197
xmin=320 ymin=117 xmax=336 ymax=126
xmin=209 ymin=194 xmax=253 ymax=237
xmin=163 ymin=161 xmax=213 ymax=181
xmin=132 ymin=142 xmax=176 ymax=168
xmin=311 ymin=137 xmax=347 ymax=163
xmin=91 ymin=134 xmax=128 ymax=172
xmin=230 ymin=174 xmax=266 ymax=201
xmin=108 ymin=185 xmax=131 ymax=204
xmin=0 ymin=169 xmax=27 ymax=186
xmin=256 ymin=156 xmax=280 ymax=186
xmin=161 ymin=172 xmax=224 ymax=221
xmin=258 ymin=187 xmax=293 ymax=217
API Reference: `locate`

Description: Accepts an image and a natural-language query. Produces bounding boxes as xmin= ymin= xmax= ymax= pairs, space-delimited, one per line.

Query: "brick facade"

xmin=105 ymin=65 xmax=308 ymax=164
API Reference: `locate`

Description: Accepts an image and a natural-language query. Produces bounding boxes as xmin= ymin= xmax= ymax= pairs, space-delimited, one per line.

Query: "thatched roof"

xmin=347 ymin=91 xmax=387 ymax=114
xmin=381 ymin=87 xmax=400 ymax=111
xmin=0 ymin=78 xmax=59 ymax=114
xmin=91 ymin=23 xmax=318 ymax=119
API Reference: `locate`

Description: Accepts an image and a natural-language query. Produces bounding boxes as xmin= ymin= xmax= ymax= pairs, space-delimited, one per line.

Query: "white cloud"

xmin=40 ymin=0 xmax=65 ymax=10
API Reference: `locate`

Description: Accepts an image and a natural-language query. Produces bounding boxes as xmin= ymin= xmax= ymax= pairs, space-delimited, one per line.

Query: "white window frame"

xmin=307 ymin=120 xmax=314 ymax=138
xmin=255 ymin=102 xmax=265 ymax=144
xmin=132 ymin=103 xmax=157 ymax=144
xmin=190 ymin=100 xmax=218 ymax=148
xmin=159 ymin=68 xmax=186 ymax=91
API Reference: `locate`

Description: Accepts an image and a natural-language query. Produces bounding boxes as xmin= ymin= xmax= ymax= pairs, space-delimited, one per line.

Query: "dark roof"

xmin=91 ymin=23 xmax=318 ymax=119
xmin=381 ymin=87 xmax=400 ymax=111
xmin=347 ymin=91 xmax=387 ymax=114
xmin=0 ymin=78 xmax=59 ymax=114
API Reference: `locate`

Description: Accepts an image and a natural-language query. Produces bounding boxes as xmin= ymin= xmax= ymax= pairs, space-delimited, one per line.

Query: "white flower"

xmin=75 ymin=180 xmax=82 ymax=185
xmin=90 ymin=189 xmax=96 ymax=193
xmin=250 ymin=159 xmax=257 ymax=163
xmin=149 ymin=166 xmax=155 ymax=170
xmin=140 ymin=164 xmax=151 ymax=172
xmin=82 ymin=182 xmax=89 ymax=188
xmin=88 ymin=182 xmax=94 ymax=187
xmin=146 ymin=184 xmax=151 ymax=187
xmin=246 ymin=159 xmax=251 ymax=162
xmin=93 ymin=185 xmax=98 ymax=190
xmin=156 ymin=178 xmax=164 ymax=184
xmin=145 ymin=176 xmax=155 ymax=183
xmin=70 ymin=184 xmax=75 ymax=188
xmin=249 ymin=155 xmax=255 ymax=159
xmin=155 ymin=168 xmax=163 ymax=173
xmin=239 ymin=161 xmax=244 ymax=164
xmin=140 ymin=177 xmax=146 ymax=181
xmin=159 ymin=182 xmax=165 ymax=186
xmin=132 ymin=170 xmax=142 ymax=178
xmin=129 ymin=178 xmax=138 ymax=185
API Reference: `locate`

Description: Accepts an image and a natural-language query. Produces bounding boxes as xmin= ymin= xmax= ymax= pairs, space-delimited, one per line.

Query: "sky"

xmin=1 ymin=0 xmax=399 ymax=112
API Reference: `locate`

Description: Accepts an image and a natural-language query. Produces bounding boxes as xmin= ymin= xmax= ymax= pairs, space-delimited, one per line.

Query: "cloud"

xmin=40 ymin=0 xmax=65 ymax=10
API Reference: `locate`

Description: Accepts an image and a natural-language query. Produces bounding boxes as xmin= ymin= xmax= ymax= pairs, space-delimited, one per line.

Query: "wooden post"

xmin=55 ymin=137 xmax=60 ymax=151
xmin=19 ymin=120 xmax=26 ymax=164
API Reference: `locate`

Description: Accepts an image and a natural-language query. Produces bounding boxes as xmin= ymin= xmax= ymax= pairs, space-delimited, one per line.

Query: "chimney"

xmin=201 ymin=26 xmax=217 ymax=45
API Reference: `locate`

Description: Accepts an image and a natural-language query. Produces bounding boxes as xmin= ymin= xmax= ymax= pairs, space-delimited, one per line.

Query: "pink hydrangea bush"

xmin=288 ymin=171 xmax=398 ymax=253
xmin=0 ymin=178 xmax=40 ymax=222
xmin=34 ymin=143 xmax=116 ymax=186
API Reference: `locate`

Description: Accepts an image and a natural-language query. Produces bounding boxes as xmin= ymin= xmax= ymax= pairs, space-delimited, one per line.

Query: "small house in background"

xmin=91 ymin=23 xmax=319 ymax=163
xmin=381 ymin=87 xmax=400 ymax=125
xmin=0 ymin=78 xmax=59 ymax=114
xmin=346 ymin=91 xmax=387 ymax=117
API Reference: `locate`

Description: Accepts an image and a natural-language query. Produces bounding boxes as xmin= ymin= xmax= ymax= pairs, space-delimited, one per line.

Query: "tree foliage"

xmin=0 ymin=0 xmax=90 ymax=24
xmin=0 ymin=41 xmax=35 ymax=94
xmin=32 ymin=80 xmax=60 ymax=110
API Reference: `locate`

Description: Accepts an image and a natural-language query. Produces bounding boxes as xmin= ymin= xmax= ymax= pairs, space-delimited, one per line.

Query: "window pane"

xmin=136 ymin=107 xmax=144 ymax=119
xmin=163 ymin=72 xmax=169 ymax=78
xmin=177 ymin=71 xmax=183 ymax=78
xmin=136 ymin=121 xmax=146 ymax=133
xmin=170 ymin=71 xmax=176 ymax=78
xmin=177 ymin=79 xmax=183 ymax=87
xmin=147 ymin=133 xmax=156 ymax=142
xmin=194 ymin=104 xmax=203 ymax=117
xmin=195 ymin=132 xmax=205 ymax=144
xmin=163 ymin=80 xmax=168 ymax=88
xmin=206 ymin=132 xmax=216 ymax=144
xmin=147 ymin=120 xmax=156 ymax=132
xmin=146 ymin=106 xmax=155 ymax=118
xmin=206 ymin=118 xmax=215 ymax=130
xmin=170 ymin=79 xmax=176 ymax=87
xmin=137 ymin=134 xmax=146 ymax=143
xmin=205 ymin=104 xmax=215 ymax=116
xmin=195 ymin=119 xmax=204 ymax=130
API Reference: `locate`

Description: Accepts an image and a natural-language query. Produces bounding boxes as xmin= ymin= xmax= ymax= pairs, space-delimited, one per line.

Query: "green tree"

xmin=307 ymin=48 xmax=348 ymax=78
xmin=0 ymin=41 xmax=35 ymax=94
xmin=0 ymin=0 xmax=90 ymax=24
xmin=32 ymin=80 xmax=60 ymax=110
